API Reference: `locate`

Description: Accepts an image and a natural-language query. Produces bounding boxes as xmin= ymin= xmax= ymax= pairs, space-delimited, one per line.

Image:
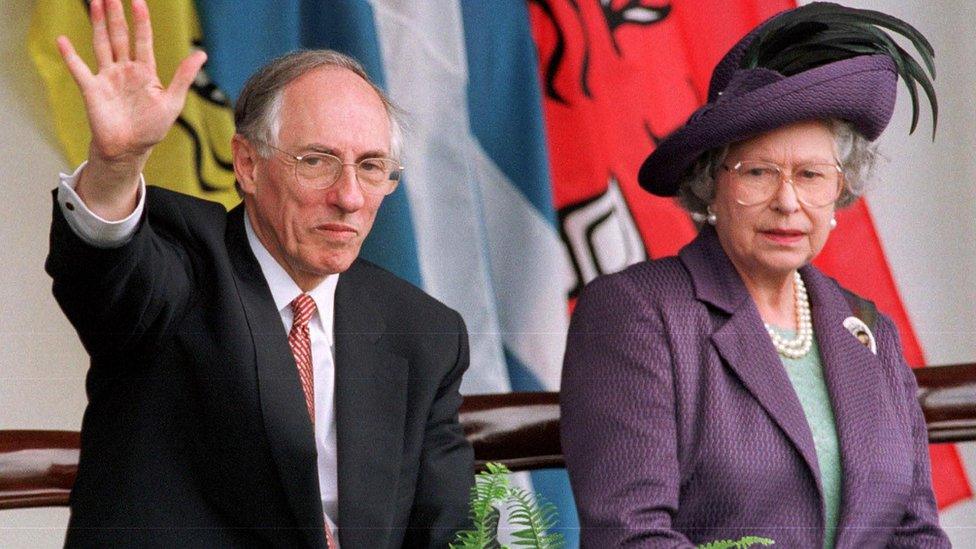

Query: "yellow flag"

xmin=27 ymin=0 xmax=240 ymax=209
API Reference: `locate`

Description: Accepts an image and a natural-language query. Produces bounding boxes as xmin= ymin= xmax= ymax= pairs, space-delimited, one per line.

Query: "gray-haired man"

xmin=48 ymin=1 xmax=473 ymax=547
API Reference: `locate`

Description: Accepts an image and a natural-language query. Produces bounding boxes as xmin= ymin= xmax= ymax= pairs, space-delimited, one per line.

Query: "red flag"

xmin=530 ymin=0 xmax=791 ymax=300
xmin=529 ymin=0 xmax=968 ymax=508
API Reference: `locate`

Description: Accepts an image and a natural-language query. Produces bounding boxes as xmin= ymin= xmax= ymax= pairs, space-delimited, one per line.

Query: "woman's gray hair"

xmin=676 ymin=119 xmax=878 ymax=217
xmin=234 ymin=49 xmax=405 ymax=161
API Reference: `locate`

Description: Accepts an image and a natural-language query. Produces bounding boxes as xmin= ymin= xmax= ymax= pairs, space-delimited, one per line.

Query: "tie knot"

xmin=290 ymin=293 xmax=317 ymax=327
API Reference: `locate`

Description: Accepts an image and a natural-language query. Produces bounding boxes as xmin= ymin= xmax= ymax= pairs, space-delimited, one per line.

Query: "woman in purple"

xmin=560 ymin=3 xmax=948 ymax=548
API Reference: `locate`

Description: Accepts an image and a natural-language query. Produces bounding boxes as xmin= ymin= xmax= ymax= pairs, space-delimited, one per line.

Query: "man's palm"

xmin=56 ymin=0 xmax=205 ymax=163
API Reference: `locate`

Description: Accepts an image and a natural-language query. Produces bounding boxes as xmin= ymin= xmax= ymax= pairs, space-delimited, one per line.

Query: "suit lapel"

xmin=226 ymin=207 xmax=327 ymax=548
xmin=681 ymin=228 xmax=821 ymax=487
xmin=802 ymin=267 xmax=882 ymax=541
xmin=333 ymin=261 xmax=408 ymax=547
xmin=710 ymin=306 xmax=823 ymax=485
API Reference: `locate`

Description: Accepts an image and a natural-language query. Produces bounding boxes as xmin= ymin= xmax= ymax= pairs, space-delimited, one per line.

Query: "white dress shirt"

xmin=56 ymin=164 xmax=341 ymax=531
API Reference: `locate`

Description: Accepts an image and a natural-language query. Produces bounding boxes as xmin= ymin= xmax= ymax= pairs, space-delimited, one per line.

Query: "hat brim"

xmin=638 ymin=55 xmax=897 ymax=197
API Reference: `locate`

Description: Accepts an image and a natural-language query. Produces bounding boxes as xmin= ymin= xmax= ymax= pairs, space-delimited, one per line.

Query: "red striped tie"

xmin=288 ymin=293 xmax=317 ymax=423
xmin=325 ymin=516 xmax=337 ymax=548
xmin=289 ymin=294 xmax=338 ymax=547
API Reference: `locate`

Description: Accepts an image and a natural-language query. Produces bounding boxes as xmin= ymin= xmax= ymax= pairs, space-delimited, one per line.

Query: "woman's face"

xmin=710 ymin=120 xmax=839 ymax=283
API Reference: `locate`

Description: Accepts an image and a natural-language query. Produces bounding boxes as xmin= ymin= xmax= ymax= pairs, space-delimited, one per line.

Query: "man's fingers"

xmin=88 ymin=0 xmax=113 ymax=70
xmin=105 ymin=0 xmax=131 ymax=62
xmin=131 ymin=0 xmax=155 ymax=72
xmin=56 ymin=36 xmax=95 ymax=90
xmin=166 ymin=50 xmax=207 ymax=108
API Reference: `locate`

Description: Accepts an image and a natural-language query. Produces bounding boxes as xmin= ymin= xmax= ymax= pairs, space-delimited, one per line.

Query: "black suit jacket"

xmin=47 ymin=187 xmax=474 ymax=548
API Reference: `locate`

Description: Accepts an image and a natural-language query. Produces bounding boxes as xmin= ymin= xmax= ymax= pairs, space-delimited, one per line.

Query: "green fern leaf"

xmin=450 ymin=463 xmax=510 ymax=548
xmin=697 ymin=540 xmax=737 ymax=549
xmin=506 ymin=487 xmax=565 ymax=549
xmin=735 ymin=536 xmax=775 ymax=548
xmin=696 ymin=535 xmax=775 ymax=549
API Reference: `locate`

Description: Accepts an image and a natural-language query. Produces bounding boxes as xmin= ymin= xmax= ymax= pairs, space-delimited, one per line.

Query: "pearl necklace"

xmin=764 ymin=271 xmax=813 ymax=359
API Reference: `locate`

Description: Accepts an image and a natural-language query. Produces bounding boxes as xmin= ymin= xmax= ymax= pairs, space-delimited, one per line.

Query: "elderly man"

xmin=47 ymin=0 xmax=473 ymax=547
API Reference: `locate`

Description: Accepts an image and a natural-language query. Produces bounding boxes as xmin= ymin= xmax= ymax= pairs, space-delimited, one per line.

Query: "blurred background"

xmin=2 ymin=0 xmax=974 ymax=547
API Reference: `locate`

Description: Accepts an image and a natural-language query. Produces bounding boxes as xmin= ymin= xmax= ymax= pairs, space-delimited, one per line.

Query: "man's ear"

xmin=232 ymin=134 xmax=260 ymax=195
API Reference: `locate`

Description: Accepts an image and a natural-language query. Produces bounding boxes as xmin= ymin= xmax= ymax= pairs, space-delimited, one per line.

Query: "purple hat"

xmin=638 ymin=2 xmax=937 ymax=197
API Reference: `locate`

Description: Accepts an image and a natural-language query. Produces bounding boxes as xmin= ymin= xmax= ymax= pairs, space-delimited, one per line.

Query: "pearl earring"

xmin=706 ymin=207 xmax=717 ymax=226
xmin=829 ymin=217 xmax=837 ymax=229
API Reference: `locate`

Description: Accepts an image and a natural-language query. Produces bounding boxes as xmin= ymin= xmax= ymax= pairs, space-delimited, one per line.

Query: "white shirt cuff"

xmin=56 ymin=161 xmax=146 ymax=249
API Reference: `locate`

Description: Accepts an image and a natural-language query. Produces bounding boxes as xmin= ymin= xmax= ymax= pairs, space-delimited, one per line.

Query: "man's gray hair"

xmin=677 ymin=119 xmax=879 ymax=217
xmin=234 ymin=49 xmax=405 ymax=161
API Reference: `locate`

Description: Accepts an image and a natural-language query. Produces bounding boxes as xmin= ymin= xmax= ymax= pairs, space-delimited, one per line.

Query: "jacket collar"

xmin=678 ymin=225 xmax=752 ymax=315
xmin=679 ymin=227 xmax=823 ymax=489
xmin=226 ymin=205 xmax=328 ymax=548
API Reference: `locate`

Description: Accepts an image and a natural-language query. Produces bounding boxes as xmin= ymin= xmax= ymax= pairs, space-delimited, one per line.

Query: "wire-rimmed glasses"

xmin=721 ymin=160 xmax=844 ymax=207
xmin=265 ymin=143 xmax=403 ymax=196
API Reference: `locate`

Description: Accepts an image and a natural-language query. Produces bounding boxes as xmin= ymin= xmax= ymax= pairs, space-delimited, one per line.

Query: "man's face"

xmin=235 ymin=67 xmax=392 ymax=290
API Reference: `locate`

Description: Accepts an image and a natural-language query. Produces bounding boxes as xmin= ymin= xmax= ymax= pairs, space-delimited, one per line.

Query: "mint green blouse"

xmin=771 ymin=327 xmax=843 ymax=549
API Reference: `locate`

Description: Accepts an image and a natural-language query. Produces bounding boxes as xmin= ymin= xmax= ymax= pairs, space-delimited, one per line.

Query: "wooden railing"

xmin=2 ymin=362 xmax=974 ymax=510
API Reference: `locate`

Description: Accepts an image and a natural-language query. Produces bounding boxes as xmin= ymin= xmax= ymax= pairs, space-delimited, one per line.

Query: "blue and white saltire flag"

xmin=196 ymin=0 xmax=579 ymax=543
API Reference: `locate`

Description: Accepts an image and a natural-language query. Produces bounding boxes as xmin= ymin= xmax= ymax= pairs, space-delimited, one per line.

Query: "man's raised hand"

xmin=55 ymin=0 xmax=206 ymax=219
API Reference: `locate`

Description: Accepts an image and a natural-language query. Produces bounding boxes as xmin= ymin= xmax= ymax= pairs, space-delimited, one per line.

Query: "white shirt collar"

xmin=244 ymin=213 xmax=338 ymax=344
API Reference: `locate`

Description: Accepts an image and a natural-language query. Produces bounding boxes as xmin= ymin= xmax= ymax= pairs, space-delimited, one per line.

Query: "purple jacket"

xmin=561 ymin=227 xmax=948 ymax=548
